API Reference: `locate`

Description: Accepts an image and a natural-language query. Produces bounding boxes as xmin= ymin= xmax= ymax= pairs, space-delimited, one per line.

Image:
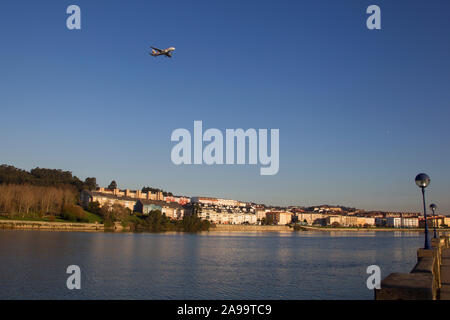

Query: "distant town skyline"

xmin=0 ymin=163 xmax=442 ymax=215
xmin=1 ymin=1 xmax=450 ymax=213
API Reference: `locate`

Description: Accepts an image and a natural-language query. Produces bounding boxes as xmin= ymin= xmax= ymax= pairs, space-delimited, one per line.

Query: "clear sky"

xmin=1 ymin=0 xmax=449 ymax=213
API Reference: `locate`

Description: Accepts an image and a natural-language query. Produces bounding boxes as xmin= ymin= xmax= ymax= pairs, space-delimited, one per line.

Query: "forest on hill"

xmin=0 ymin=164 xmax=97 ymax=191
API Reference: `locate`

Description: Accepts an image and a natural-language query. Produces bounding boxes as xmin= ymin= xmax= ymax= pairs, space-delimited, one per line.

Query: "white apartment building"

xmin=198 ymin=209 xmax=257 ymax=224
xmin=191 ymin=197 xmax=241 ymax=207
xmin=386 ymin=217 xmax=402 ymax=228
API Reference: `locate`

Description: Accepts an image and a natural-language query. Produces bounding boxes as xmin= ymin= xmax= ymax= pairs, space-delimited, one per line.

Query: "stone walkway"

xmin=440 ymin=248 xmax=450 ymax=299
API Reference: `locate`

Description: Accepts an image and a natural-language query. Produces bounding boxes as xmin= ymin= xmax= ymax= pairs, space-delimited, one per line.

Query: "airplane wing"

xmin=165 ymin=52 xmax=172 ymax=58
xmin=151 ymin=47 xmax=162 ymax=52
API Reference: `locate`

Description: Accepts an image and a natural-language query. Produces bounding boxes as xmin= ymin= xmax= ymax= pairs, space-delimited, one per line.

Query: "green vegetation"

xmin=61 ymin=204 xmax=89 ymax=222
xmin=141 ymin=186 xmax=173 ymax=197
xmin=122 ymin=210 xmax=210 ymax=232
xmin=108 ymin=180 xmax=117 ymax=190
xmin=0 ymin=184 xmax=77 ymax=218
xmin=261 ymin=215 xmax=274 ymax=225
xmin=0 ymin=204 xmax=103 ymax=224
xmin=83 ymin=210 xmax=103 ymax=223
xmin=331 ymin=222 xmax=341 ymax=228
xmin=0 ymin=164 xmax=102 ymax=224
xmin=293 ymin=225 xmax=308 ymax=231
xmin=0 ymin=215 xmax=68 ymax=222
xmin=0 ymin=164 xmax=207 ymax=232
xmin=61 ymin=204 xmax=103 ymax=223
xmin=83 ymin=201 xmax=210 ymax=232
xmin=0 ymin=164 xmax=97 ymax=191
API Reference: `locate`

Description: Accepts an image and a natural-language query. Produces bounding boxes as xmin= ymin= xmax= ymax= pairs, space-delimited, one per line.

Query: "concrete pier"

xmin=440 ymin=247 xmax=450 ymax=299
xmin=375 ymin=235 xmax=450 ymax=300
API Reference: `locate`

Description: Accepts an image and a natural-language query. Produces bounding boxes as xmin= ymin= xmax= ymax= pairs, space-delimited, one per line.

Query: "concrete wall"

xmin=0 ymin=220 xmax=104 ymax=231
xmin=211 ymin=224 xmax=292 ymax=232
xmin=375 ymin=236 xmax=450 ymax=300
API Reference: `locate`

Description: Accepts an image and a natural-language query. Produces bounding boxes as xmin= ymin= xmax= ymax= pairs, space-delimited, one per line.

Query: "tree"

xmin=111 ymin=203 xmax=131 ymax=222
xmin=142 ymin=186 xmax=173 ymax=196
xmin=181 ymin=213 xmax=210 ymax=232
xmin=87 ymin=201 xmax=101 ymax=215
xmin=144 ymin=210 xmax=171 ymax=231
xmin=84 ymin=177 xmax=97 ymax=190
xmin=263 ymin=215 xmax=274 ymax=225
xmin=193 ymin=203 xmax=202 ymax=214
xmin=331 ymin=222 xmax=341 ymax=228
xmin=0 ymin=164 xmax=97 ymax=192
xmin=108 ymin=180 xmax=117 ymax=190
xmin=0 ymin=184 xmax=77 ymax=219
xmin=100 ymin=203 xmax=113 ymax=225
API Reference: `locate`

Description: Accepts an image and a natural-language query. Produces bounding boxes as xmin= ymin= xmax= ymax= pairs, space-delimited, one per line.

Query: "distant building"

xmin=297 ymin=213 xmax=327 ymax=226
xmin=386 ymin=217 xmax=402 ymax=228
xmin=377 ymin=217 xmax=419 ymax=228
xmin=314 ymin=206 xmax=343 ymax=213
xmin=192 ymin=202 xmax=258 ymax=225
xmin=135 ymin=199 xmax=185 ymax=219
xmin=385 ymin=212 xmax=419 ymax=218
xmin=325 ymin=216 xmax=374 ymax=227
xmin=401 ymin=217 xmax=419 ymax=228
xmin=197 ymin=207 xmax=256 ymax=225
xmin=95 ymin=187 xmax=165 ymax=201
xmin=80 ymin=190 xmax=137 ymax=211
xmin=135 ymin=199 xmax=164 ymax=214
xmin=80 ymin=188 xmax=186 ymax=220
xmin=266 ymin=211 xmax=293 ymax=225
xmin=191 ymin=197 xmax=241 ymax=207
xmin=444 ymin=217 xmax=450 ymax=227
xmin=256 ymin=209 xmax=268 ymax=222
xmin=363 ymin=217 xmax=376 ymax=227
xmin=375 ymin=217 xmax=386 ymax=227
xmin=327 ymin=216 xmax=343 ymax=226
xmin=164 ymin=195 xmax=191 ymax=205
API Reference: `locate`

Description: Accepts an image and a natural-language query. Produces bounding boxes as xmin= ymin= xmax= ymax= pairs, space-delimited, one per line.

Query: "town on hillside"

xmin=1 ymin=165 xmax=448 ymax=229
xmin=81 ymin=185 xmax=450 ymax=229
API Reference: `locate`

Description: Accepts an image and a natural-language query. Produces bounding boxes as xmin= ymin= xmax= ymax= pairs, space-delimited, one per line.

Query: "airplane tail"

xmin=152 ymin=49 xmax=157 ymax=55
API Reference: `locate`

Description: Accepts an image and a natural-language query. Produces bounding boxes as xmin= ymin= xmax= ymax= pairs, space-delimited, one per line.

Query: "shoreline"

xmin=211 ymin=224 xmax=444 ymax=233
xmin=0 ymin=219 xmax=105 ymax=232
xmin=295 ymin=225 xmax=426 ymax=232
xmin=210 ymin=224 xmax=292 ymax=232
xmin=2 ymin=219 xmax=449 ymax=234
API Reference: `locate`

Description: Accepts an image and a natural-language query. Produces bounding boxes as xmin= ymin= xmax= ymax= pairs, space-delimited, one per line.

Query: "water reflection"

xmin=0 ymin=230 xmax=423 ymax=299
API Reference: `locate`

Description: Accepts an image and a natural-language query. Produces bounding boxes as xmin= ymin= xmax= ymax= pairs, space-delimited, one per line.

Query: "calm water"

xmin=0 ymin=229 xmax=426 ymax=299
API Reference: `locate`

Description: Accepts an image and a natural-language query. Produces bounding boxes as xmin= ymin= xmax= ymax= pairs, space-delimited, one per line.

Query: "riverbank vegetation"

xmin=0 ymin=164 xmax=98 ymax=191
xmin=0 ymin=184 xmax=87 ymax=218
xmin=117 ymin=209 xmax=210 ymax=232
xmin=0 ymin=165 xmax=102 ymax=222
xmin=0 ymin=182 xmax=209 ymax=232
xmin=0 ymin=165 xmax=206 ymax=232
xmin=84 ymin=200 xmax=210 ymax=232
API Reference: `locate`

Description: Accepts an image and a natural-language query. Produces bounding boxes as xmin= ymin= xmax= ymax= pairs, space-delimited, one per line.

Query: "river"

xmin=0 ymin=229 xmax=424 ymax=299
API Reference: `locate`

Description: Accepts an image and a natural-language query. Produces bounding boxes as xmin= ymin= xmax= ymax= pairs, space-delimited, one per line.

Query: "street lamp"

xmin=415 ymin=173 xmax=430 ymax=249
xmin=430 ymin=203 xmax=437 ymax=239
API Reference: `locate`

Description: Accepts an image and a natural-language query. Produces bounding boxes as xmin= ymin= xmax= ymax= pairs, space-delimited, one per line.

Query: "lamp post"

xmin=430 ymin=203 xmax=437 ymax=239
xmin=415 ymin=173 xmax=430 ymax=249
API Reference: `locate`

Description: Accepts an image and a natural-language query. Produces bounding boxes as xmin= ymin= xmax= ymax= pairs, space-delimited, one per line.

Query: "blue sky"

xmin=1 ymin=0 xmax=449 ymax=212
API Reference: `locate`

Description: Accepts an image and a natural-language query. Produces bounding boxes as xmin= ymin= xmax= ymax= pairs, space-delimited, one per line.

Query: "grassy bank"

xmin=0 ymin=210 xmax=103 ymax=224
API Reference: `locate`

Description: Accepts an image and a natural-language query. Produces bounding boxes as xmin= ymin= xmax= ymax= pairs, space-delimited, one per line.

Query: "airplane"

xmin=150 ymin=46 xmax=175 ymax=58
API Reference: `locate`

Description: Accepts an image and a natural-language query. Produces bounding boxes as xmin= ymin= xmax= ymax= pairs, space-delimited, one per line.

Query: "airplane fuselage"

xmin=151 ymin=46 xmax=176 ymax=57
